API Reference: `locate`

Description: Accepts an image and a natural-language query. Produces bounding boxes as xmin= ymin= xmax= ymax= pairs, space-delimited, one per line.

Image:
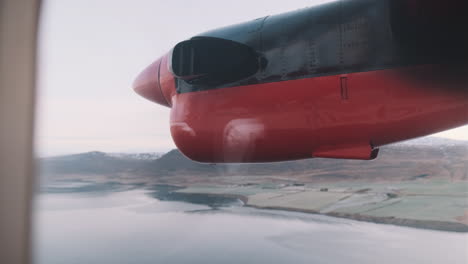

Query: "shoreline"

xmin=248 ymin=204 xmax=468 ymax=233
xmin=176 ymin=189 xmax=468 ymax=233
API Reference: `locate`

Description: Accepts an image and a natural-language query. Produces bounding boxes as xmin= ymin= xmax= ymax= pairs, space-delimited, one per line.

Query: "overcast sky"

xmin=36 ymin=0 xmax=468 ymax=157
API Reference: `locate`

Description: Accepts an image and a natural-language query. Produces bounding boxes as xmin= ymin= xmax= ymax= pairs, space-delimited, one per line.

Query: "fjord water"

xmin=34 ymin=183 xmax=468 ymax=264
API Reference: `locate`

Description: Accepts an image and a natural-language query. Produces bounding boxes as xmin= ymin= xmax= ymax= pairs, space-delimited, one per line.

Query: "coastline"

xmin=175 ymin=184 xmax=468 ymax=233
xmin=247 ymin=204 xmax=468 ymax=233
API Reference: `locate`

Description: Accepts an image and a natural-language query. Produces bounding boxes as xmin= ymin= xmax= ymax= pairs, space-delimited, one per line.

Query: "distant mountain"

xmin=106 ymin=152 xmax=163 ymax=160
xmin=40 ymin=151 xmax=151 ymax=175
xmin=395 ymin=137 xmax=468 ymax=147
xmin=40 ymin=137 xmax=468 ymax=182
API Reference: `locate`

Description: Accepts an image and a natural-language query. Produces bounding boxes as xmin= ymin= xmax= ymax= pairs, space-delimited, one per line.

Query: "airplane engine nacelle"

xmin=133 ymin=0 xmax=468 ymax=163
